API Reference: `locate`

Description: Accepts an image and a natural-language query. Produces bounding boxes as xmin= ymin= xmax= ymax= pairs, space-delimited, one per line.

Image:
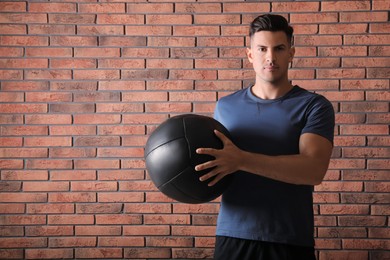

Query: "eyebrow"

xmin=256 ymin=44 xmax=287 ymax=48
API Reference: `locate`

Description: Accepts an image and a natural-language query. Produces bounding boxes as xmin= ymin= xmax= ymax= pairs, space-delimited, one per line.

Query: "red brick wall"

xmin=0 ymin=1 xmax=389 ymax=259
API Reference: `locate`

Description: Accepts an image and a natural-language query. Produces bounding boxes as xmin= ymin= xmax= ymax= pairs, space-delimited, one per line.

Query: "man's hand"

xmin=195 ymin=130 xmax=242 ymax=186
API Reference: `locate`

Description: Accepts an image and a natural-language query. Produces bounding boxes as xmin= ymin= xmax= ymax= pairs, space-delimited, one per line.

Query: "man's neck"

xmin=251 ymin=80 xmax=293 ymax=100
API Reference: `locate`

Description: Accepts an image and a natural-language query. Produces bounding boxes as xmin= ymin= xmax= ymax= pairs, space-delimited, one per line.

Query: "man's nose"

xmin=266 ymin=50 xmax=276 ymax=63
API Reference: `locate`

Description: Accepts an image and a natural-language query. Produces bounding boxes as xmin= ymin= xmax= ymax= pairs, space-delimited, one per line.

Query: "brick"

xmin=368 ymin=136 xmax=390 ymax=146
xmin=0 ymin=238 xmax=47 ymax=248
xmin=123 ymin=225 xmax=170 ymax=236
xmin=1 ymin=170 xmax=48 ymax=181
xmin=0 ymin=215 xmax=46 ymax=225
xmin=0 ymin=14 xmax=47 ymax=23
xmin=0 ymin=159 xmax=23 ymax=169
xmin=368 ymin=159 xmax=390 ymax=170
xmin=148 ymin=36 xmax=195 ymax=47
xmin=78 ymin=3 xmax=125 ymax=13
xmin=47 ymin=214 xmax=92 ymax=225
xmin=170 ymin=69 xmax=217 ymax=80
xmin=294 ymin=35 xmax=342 ymax=46
xmin=147 ymin=58 xmax=193 ymax=69
xmin=0 ymin=70 xmax=22 ymax=80
xmin=314 ymin=238 xmax=341 ymax=249
xmin=172 ymin=226 xmax=216 ymax=236
xmin=0 ymin=104 xmax=47 ymax=114
xmin=318 ymin=227 xmax=367 ymax=238
xmin=97 ymin=169 xmax=144 ymax=181
xmin=96 ymin=103 xmax=143 ymax=113
xmin=26 ymin=159 xmax=72 ymax=170
xmin=317 ymin=68 xmax=365 ymax=79
xmin=0 ymin=58 xmax=48 ymax=69
xmin=344 ymin=35 xmax=390 ymax=45
xmin=122 ymin=69 xmax=168 ymax=79
xmin=25 ymin=226 xmax=73 ymax=236
xmin=0 ymin=92 xmax=23 ymax=102
xmin=319 ymin=46 xmax=367 ymax=57
xmin=49 ymin=14 xmax=96 ymax=24
xmin=173 ymin=248 xmax=214 ymax=259
xmin=78 ymin=25 xmax=124 ymax=35
xmin=122 ymin=47 xmax=169 ymax=58
xmin=320 ymin=205 xmax=369 ymax=215
xmin=74 ymin=136 xmax=120 ymax=146
xmin=0 ymin=148 xmax=48 ymax=158
xmin=25 ymin=249 xmax=73 ymax=259
xmin=328 ymin=159 xmax=365 ymax=170
xmin=25 ymin=69 xmax=71 ymax=80
xmin=71 ymin=181 xmax=117 ymax=192
xmin=23 ymin=181 xmax=69 ymax=192
xmin=50 ymin=126 xmax=96 ymax=136
xmin=341 ymin=193 xmax=389 ymax=204
xmin=198 ymin=36 xmax=244 ymax=47
xmin=98 ymin=147 xmax=144 ymax=158
xmin=97 ymin=14 xmax=144 ymax=25
xmin=0 ymin=47 xmax=24 ymax=57
xmin=319 ymin=251 xmax=368 ymax=260
xmin=274 ymin=2 xmax=319 ymax=12
xmin=74 ymin=159 xmax=120 ymax=170
xmin=50 ymin=36 xmax=97 ymax=47
xmin=29 ymin=24 xmax=75 ymax=35
xmin=27 ymin=203 xmax=74 ymax=214
xmin=98 ymin=236 xmax=144 ymax=247
xmin=73 ymin=69 xmax=120 ymax=80
xmin=50 ymin=170 xmax=96 ymax=181
xmin=340 ymin=125 xmax=388 ymax=135
xmin=50 ymin=58 xmax=96 ymax=69
xmin=98 ymin=125 xmax=144 ymax=135
xmin=144 ymin=214 xmax=190 ymax=225
xmin=322 ymin=1 xmax=370 ymax=11
xmin=124 ymin=203 xmax=171 ymax=214
xmin=25 ymin=115 xmax=72 ymax=125
xmin=0 ymin=250 xmax=21 ymax=260
xmin=75 ymin=225 xmax=121 ymax=236
xmin=49 ymin=237 xmax=96 ymax=247
xmin=367 ymin=67 xmax=390 ymax=79
xmin=145 ymin=103 xmax=192 ymax=113
xmin=128 ymin=3 xmax=173 ymax=13
xmin=0 ymin=137 xmax=22 ymax=146
xmin=95 ymin=214 xmax=142 ymax=225
xmin=76 ymin=203 xmax=123 ymax=214
xmin=343 ymin=239 xmax=390 ymax=250
xmin=99 ymin=58 xmax=144 ymax=69
xmin=176 ymin=3 xmax=221 ymax=13
xmin=0 ymin=181 xmax=21 ymax=191
xmin=124 ymin=248 xmax=171 ymax=259
xmin=126 ymin=25 xmax=171 ymax=36
xmin=48 ymin=192 xmax=96 ymax=203
xmin=98 ymin=80 xmax=144 ymax=90
xmin=98 ymin=192 xmax=144 ymax=203
xmin=0 ymin=226 xmax=23 ymax=236
xmin=146 ymin=236 xmax=193 ymax=247
xmin=146 ymin=14 xmax=192 ymax=25
xmin=0 ymin=24 xmax=25 ymax=35
xmin=1 ymin=81 xmax=49 ymax=91
xmin=73 ymin=114 xmax=121 ymax=124
xmin=172 ymin=47 xmax=217 ymax=58
xmin=0 ymin=2 xmax=26 ymax=12
xmin=26 ymin=48 xmax=73 ymax=58
xmin=195 ymin=14 xmax=240 ymax=24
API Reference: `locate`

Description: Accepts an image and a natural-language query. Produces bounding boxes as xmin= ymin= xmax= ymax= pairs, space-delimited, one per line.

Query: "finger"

xmin=195 ymin=160 xmax=216 ymax=172
xmin=214 ymin=130 xmax=230 ymax=145
xmin=207 ymin=172 xmax=226 ymax=186
xmin=196 ymin=147 xmax=217 ymax=155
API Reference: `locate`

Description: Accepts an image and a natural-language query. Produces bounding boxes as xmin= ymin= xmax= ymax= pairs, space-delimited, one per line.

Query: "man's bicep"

xmin=300 ymin=133 xmax=333 ymax=173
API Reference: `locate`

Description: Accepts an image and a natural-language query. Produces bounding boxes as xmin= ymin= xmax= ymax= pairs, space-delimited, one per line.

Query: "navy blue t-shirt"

xmin=214 ymin=85 xmax=335 ymax=247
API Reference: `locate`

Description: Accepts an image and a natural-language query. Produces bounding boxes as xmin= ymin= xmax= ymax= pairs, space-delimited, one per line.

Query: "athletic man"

xmin=195 ymin=14 xmax=335 ymax=260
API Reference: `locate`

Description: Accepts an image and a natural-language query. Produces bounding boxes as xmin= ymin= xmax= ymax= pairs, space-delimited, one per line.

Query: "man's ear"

xmin=246 ymin=47 xmax=254 ymax=63
xmin=289 ymin=46 xmax=295 ymax=63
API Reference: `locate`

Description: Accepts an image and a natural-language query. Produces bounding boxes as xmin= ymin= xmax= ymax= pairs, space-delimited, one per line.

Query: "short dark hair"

xmin=249 ymin=14 xmax=294 ymax=45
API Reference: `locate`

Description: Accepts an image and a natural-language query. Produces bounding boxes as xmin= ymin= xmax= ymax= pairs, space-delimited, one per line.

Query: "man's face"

xmin=246 ymin=30 xmax=295 ymax=85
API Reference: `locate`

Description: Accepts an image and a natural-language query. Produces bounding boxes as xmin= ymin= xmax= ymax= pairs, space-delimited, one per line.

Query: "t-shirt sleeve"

xmin=302 ymin=95 xmax=335 ymax=144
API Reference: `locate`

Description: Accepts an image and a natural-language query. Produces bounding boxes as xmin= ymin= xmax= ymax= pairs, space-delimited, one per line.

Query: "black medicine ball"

xmin=144 ymin=114 xmax=232 ymax=204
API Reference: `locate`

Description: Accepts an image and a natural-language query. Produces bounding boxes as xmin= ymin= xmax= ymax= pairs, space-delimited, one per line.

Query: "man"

xmin=195 ymin=14 xmax=335 ymax=260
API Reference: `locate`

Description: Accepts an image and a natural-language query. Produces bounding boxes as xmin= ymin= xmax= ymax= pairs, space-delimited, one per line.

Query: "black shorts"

xmin=214 ymin=236 xmax=316 ymax=260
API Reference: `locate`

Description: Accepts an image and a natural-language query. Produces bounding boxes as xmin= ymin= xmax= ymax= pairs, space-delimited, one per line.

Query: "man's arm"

xmin=195 ymin=130 xmax=333 ymax=186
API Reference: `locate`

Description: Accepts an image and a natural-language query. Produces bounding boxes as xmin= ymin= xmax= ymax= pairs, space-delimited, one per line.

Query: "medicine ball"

xmin=144 ymin=114 xmax=232 ymax=204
